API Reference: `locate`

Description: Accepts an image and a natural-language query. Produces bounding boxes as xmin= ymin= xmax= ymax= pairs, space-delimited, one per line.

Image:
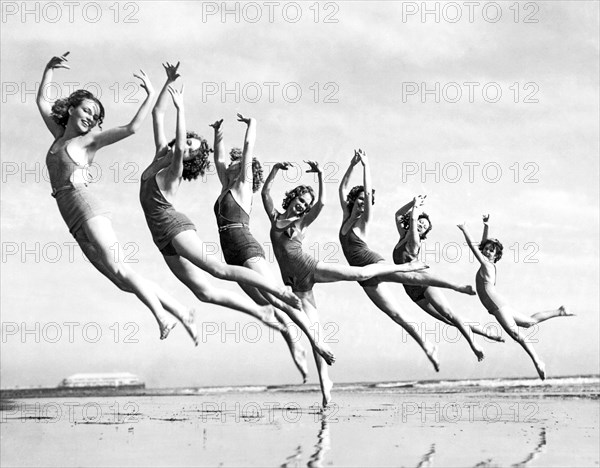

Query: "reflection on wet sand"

xmin=474 ymin=427 xmax=547 ymax=468
xmin=280 ymin=414 xmax=331 ymax=468
xmin=415 ymin=443 xmax=436 ymax=468
xmin=511 ymin=427 xmax=547 ymax=467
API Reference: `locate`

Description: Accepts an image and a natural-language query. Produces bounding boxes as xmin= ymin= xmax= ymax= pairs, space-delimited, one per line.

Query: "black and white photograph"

xmin=1 ymin=1 xmax=598 ymax=466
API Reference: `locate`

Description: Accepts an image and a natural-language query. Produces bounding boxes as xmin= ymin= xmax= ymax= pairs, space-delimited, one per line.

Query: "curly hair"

xmin=51 ymin=89 xmax=105 ymax=129
xmin=168 ymin=131 xmax=212 ymax=181
xmin=282 ymin=185 xmax=316 ymax=213
xmin=479 ymin=238 xmax=504 ymax=263
xmin=229 ymin=148 xmax=264 ymax=193
xmin=346 ymin=185 xmax=376 ymax=213
xmin=399 ymin=212 xmax=433 ymax=240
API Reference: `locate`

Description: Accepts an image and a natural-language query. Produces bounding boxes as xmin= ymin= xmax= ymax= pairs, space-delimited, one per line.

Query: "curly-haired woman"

xmin=340 ymin=150 xmax=497 ymax=367
xmin=212 ymin=116 xmax=322 ymax=382
xmin=37 ymin=52 xmax=196 ymax=342
xmin=262 ymin=160 xmax=421 ymax=407
xmin=458 ymin=215 xmax=573 ymax=379
xmin=140 ymin=64 xmax=307 ymax=344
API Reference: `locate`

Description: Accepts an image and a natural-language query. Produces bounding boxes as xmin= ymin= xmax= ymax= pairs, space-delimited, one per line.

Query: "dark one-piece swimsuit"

xmin=46 ymin=137 xmax=111 ymax=243
xmin=393 ymin=240 xmax=427 ymax=303
xmin=339 ymin=221 xmax=385 ymax=288
xmin=139 ymin=165 xmax=196 ymax=256
xmin=214 ymin=190 xmax=265 ymax=266
xmin=270 ymin=219 xmax=318 ymax=293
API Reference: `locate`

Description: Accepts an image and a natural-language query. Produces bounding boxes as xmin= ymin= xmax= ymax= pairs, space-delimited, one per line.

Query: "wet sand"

xmin=1 ymin=390 xmax=598 ymax=467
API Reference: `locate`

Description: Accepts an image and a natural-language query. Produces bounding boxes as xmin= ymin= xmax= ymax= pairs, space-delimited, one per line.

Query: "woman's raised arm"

xmin=152 ymin=62 xmax=180 ymax=154
xmin=88 ymin=70 xmax=155 ymax=151
xmin=37 ymin=52 xmax=70 ymax=138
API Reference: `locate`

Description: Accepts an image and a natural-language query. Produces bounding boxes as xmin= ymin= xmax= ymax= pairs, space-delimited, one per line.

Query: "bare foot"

xmin=159 ymin=319 xmax=177 ymax=340
xmin=536 ymin=361 xmax=546 ymax=380
xmin=458 ymin=285 xmax=476 ymax=296
xmin=474 ymin=347 xmax=485 ymax=362
xmin=258 ymin=305 xmax=286 ymax=332
xmin=558 ymin=305 xmax=574 ymax=317
xmin=316 ymin=344 xmax=336 ymax=366
xmin=182 ymin=309 xmax=199 ymax=346
xmin=321 ymin=378 xmax=333 ymax=408
xmin=209 ymin=119 xmax=223 ymax=130
xmin=278 ymin=286 xmax=303 ymax=311
xmin=426 ymin=343 xmax=440 ymax=372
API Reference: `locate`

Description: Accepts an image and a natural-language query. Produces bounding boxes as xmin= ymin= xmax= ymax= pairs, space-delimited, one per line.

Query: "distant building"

xmin=59 ymin=373 xmax=145 ymax=389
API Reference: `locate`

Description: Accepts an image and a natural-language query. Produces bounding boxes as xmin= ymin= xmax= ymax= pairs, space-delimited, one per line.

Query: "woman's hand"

xmin=162 ymin=61 xmax=180 ymax=82
xmin=237 ymin=113 xmax=252 ymax=125
xmin=351 ymin=150 xmax=361 ymax=166
xmin=304 ymin=160 xmax=321 ymax=174
xmin=275 ymin=161 xmax=293 ymax=170
xmin=412 ymin=194 xmax=426 ymax=208
xmin=482 ymin=214 xmax=490 ymax=223
xmin=210 ymin=119 xmax=223 ymax=130
xmin=356 ymin=148 xmax=368 ymax=165
xmin=167 ymin=85 xmax=184 ymax=109
xmin=134 ymin=69 xmax=154 ymax=96
xmin=46 ymin=52 xmax=70 ymax=70
xmin=457 ymin=222 xmax=467 ymax=231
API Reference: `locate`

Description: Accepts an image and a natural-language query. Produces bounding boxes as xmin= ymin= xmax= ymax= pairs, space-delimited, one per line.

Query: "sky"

xmin=1 ymin=1 xmax=598 ymax=389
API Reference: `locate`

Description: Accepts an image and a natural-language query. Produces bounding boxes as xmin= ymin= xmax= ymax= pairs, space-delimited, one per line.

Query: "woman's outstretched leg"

xmin=315 ymin=261 xmax=426 ymax=284
xmin=362 ymin=284 xmax=440 ymax=372
xmin=513 ymin=306 xmax=574 ymax=328
xmin=379 ymin=270 xmax=475 ymax=295
xmin=421 ymin=288 xmax=484 ymax=361
xmin=164 ymin=254 xmax=284 ymax=332
xmin=493 ymin=306 xmax=546 ymax=379
xmin=171 ymin=231 xmax=301 ymax=310
xmin=81 ymin=216 xmax=180 ymax=340
xmin=298 ymin=292 xmax=334 ymax=408
xmin=413 ymin=296 xmax=503 ymax=342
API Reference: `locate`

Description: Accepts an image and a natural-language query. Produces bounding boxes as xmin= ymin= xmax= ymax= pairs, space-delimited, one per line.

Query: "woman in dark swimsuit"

xmin=211 ymin=116 xmax=311 ymax=381
xmin=393 ymin=195 xmax=504 ymax=360
xmin=339 ymin=150 xmax=491 ymax=369
xmin=263 ymin=160 xmax=421 ymax=407
xmin=139 ymin=64 xmax=308 ymax=341
xmin=458 ymin=215 xmax=573 ymax=379
xmin=37 ymin=52 xmax=194 ymax=342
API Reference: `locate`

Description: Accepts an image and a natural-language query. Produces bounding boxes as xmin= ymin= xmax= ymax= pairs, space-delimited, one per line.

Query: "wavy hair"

xmin=51 ymin=90 xmax=105 ymax=129
xmin=345 ymin=185 xmax=376 ymax=213
xmin=168 ymin=131 xmax=212 ymax=181
xmin=399 ymin=212 xmax=433 ymax=240
xmin=282 ymin=185 xmax=316 ymax=213
xmin=479 ymin=238 xmax=504 ymax=262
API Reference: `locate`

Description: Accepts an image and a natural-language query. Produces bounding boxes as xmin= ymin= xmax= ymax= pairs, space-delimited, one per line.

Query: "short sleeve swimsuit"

xmin=270 ymin=218 xmax=318 ymax=293
xmin=214 ymin=190 xmax=265 ymax=266
xmin=139 ymin=165 xmax=196 ymax=256
xmin=339 ymin=222 xmax=385 ymax=288
xmin=46 ymin=137 xmax=111 ymax=242
xmin=392 ymin=240 xmax=428 ymax=303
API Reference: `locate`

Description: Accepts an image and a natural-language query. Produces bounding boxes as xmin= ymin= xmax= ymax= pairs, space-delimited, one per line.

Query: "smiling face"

xmin=482 ymin=242 xmax=498 ymax=262
xmin=69 ymin=99 xmax=101 ymax=133
xmin=290 ymin=192 xmax=314 ymax=216
xmin=416 ymin=217 xmax=431 ymax=237
xmin=352 ymin=192 xmax=366 ymax=215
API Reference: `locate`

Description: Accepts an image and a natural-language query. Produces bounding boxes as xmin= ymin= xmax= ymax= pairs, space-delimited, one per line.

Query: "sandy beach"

xmin=2 ymin=382 xmax=598 ymax=467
